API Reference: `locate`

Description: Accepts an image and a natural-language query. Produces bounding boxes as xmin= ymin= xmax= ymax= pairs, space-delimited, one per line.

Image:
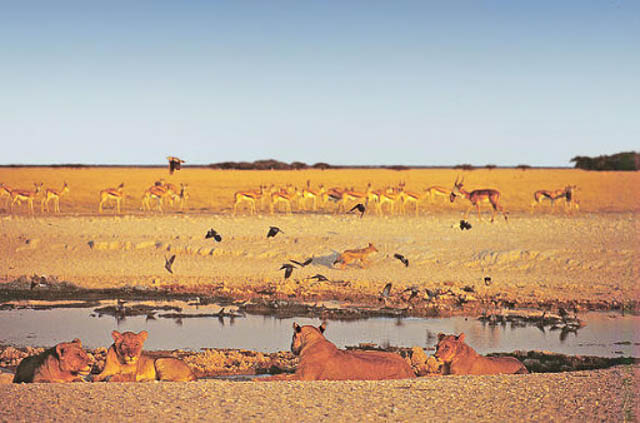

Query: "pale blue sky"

xmin=1 ymin=1 xmax=638 ymax=166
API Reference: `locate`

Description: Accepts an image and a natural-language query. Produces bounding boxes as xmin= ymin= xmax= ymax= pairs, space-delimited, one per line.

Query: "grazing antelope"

xmin=233 ymin=186 xmax=265 ymax=216
xmin=425 ymin=186 xmax=452 ymax=204
xmin=41 ymin=182 xmax=70 ymax=213
xmin=531 ymin=188 xmax=566 ymax=212
xmin=269 ymin=187 xmax=301 ymax=215
xmin=337 ymin=183 xmax=373 ymax=213
xmin=142 ymin=184 xmax=170 ymax=212
xmin=450 ymin=177 xmax=508 ymax=222
xmin=10 ymin=183 xmax=43 ymax=214
xmin=99 ymin=183 xmax=125 ymax=214
xmin=0 ymin=183 xmax=13 ymax=208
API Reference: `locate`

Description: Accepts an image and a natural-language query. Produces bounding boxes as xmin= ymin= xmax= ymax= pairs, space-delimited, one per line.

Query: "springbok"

xmin=99 ymin=183 xmax=125 ymax=214
xmin=10 ymin=183 xmax=43 ymax=214
xmin=41 ymin=182 xmax=70 ymax=213
xmin=450 ymin=177 xmax=508 ymax=222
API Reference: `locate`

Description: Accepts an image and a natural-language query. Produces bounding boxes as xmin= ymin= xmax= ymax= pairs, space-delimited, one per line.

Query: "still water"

xmin=0 ymin=301 xmax=637 ymax=357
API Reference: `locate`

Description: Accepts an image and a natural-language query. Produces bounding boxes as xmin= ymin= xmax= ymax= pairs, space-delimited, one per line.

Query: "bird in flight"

xmin=393 ymin=253 xmax=409 ymax=267
xmin=379 ymin=282 xmax=392 ymax=302
xmin=205 ymin=228 xmax=222 ymax=242
xmin=165 ymin=255 xmax=176 ymax=274
xmin=349 ymin=203 xmax=366 ymax=218
xmin=459 ymin=220 xmax=472 ymax=230
xmin=267 ymin=226 xmax=284 ymax=238
xmin=290 ymin=257 xmax=313 ymax=267
xmin=306 ymin=274 xmax=329 ymax=282
xmin=402 ymin=286 xmax=420 ymax=302
xmin=280 ymin=263 xmax=295 ymax=279
xmin=484 ymin=276 xmax=492 ymax=286
xmin=167 ymin=156 xmax=184 ymax=174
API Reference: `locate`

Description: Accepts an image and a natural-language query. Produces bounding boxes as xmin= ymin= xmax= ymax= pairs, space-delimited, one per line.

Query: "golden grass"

xmin=0 ymin=167 xmax=638 ymax=215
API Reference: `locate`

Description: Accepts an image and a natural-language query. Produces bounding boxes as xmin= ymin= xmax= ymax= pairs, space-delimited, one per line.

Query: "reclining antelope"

xmin=41 ymin=182 xmax=70 ymax=213
xmin=450 ymin=177 xmax=508 ymax=222
xmin=10 ymin=183 xmax=43 ymax=214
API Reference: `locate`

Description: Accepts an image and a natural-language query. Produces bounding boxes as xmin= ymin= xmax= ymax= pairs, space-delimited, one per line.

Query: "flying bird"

xmin=165 ymin=255 xmax=176 ymax=274
xmin=402 ymin=286 xmax=420 ymax=302
xmin=379 ymin=282 xmax=392 ymax=302
xmin=349 ymin=203 xmax=366 ymax=218
xmin=280 ymin=263 xmax=295 ymax=279
xmin=205 ymin=228 xmax=222 ymax=242
xmin=306 ymin=274 xmax=329 ymax=282
xmin=393 ymin=253 xmax=409 ymax=267
xmin=484 ymin=276 xmax=492 ymax=286
xmin=290 ymin=257 xmax=313 ymax=267
xmin=167 ymin=156 xmax=185 ymax=174
xmin=267 ymin=226 xmax=284 ymax=238
xmin=459 ymin=220 xmax=472 ymax=230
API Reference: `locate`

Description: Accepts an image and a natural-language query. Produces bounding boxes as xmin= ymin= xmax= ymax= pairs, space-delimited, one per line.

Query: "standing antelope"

xmin=41 ymin=182 xmax=70 ymax=213
xmin=425 ymin=186 xmax=452 ymax=205
xmin=99 ymin=183 xmax=125 ymax=214
xmin=0 ymin=183 xmax=13 ymax=208
xmin=269 ymin=187 xmax=301 ymax=215
xmin=301 ymin=180 xmax=326 ymax=211
xmin=141 ymin=184 xmax=170 ymax=212
xmin=531 ymin=188 xmax=566 ymax=212
xmin=10 ymin=183 xmax=43 ymax=214
xmin=397 ymin=182 xmax=427 ymax=216
xmin=450 ymin=177 xmax=508 ymax=222
xmin=233 ymin=186 xmax=265 ymax=216
xmin=376 ymin=186 xmax=404 ymax=216
xmin=337 ymin=183 xmax=373 ymax=213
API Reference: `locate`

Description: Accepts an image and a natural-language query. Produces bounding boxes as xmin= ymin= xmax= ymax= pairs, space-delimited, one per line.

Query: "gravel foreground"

xmin=1 ymin=366 xmax=637 ymax=422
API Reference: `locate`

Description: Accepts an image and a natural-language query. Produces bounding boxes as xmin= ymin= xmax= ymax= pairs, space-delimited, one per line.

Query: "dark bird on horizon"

xmin=393 ymin=253 xmax=409 ymax=267
xmin=205 ymin=228 xmax=222 ymax=242
xmin=306 ymin=274 xmax=329 ymax=282
xmin=167 ymin=156 xmax=185 ymax=174
xmin=290 ymin=257 xmax=313 ymax=267
xmin=267 ymin=226 xmax=284 ymax=238
xmin=379 ymin=282 xmax=392 ymax=302
xmin=165 ymin=254 xmax=176 ymax=274
xmin=349 ymin=203 xmax=366 ymax=218
xmin=484 ymin=276 xmax=492 ymax=286
xmin=280 ymin=263 xmax=295 ymax=279
xmin=460 ymin=220 xmax=472 ymax=230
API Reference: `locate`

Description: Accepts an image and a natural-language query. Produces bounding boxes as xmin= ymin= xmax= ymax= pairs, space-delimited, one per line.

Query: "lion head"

xmin=112 ymin=330 xmax=148 ymax=364
xmin=434 ymin=333 xmax=466 ymax=363
xmin=291 ymin=322 xmax=326 ymax=355
xmin=56 ymin=338 xmax=92 ymax=376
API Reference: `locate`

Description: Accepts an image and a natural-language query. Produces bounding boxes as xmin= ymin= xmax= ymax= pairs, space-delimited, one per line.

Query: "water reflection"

xmin=0 ymin=300 xmax=637 ymax=358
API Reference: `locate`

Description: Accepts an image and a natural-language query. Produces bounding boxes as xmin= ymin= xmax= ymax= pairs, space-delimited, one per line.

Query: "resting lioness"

xmin=435 ymin=333 xmax=528 ymax=375
xmin=94 ymin=330 xmax=196 ymax=382
xmin=14 ymin=338 xmax=92 ymax=383
xmin=333 ymin=243 xmax=378 ymax=269
xmin=259 ymin=322 xmax=415 ymax=381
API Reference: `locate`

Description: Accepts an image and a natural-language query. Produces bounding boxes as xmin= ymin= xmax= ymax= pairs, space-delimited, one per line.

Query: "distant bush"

xmin=454 ymin=164 xmax=474 ymax=171
xmin=386 ymin=165 xmax=409 ymax=171
xmin=571 ymin=152 xmax=639 ymax=171
xmin=485 ymin=164 xmax=497 ymax=170
xmin=209 ymin=159 xmax=310 ymax=170
xmin=312 ymin=162 xmax=331 ymax=170
xmin=516 ymin=164 xmax=531 ymax=171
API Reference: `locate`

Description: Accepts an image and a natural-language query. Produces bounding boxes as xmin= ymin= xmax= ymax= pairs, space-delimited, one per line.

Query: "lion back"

xmin=13 ymin=355 xmax=41 ymax=383
xmin=154 ymin=357 xmax=197 ymax=382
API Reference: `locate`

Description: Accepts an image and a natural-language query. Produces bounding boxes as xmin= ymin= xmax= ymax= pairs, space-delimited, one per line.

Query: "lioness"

xmin=14 ymin=338 xmax=92 ymax=383
xmin=94 ymin=330 xmax=196 ymax=382
xmin=435 ymin=333 xmax=528 ymax=375
xmin=259 ymin=322 xmax=415 ymax=381
xmin=333 ymin=243 xmax=378 ymax=269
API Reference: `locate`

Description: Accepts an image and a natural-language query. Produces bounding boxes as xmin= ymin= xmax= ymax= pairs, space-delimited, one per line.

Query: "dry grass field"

xmin=1 ymin=167 xmax=638 ymax=215
xmin=0 ymin=166 xmax=638 ymax=310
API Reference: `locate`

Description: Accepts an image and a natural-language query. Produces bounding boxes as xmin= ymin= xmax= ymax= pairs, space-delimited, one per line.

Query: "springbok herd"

xmin=0 ymin=178 xmax=578 ymax=219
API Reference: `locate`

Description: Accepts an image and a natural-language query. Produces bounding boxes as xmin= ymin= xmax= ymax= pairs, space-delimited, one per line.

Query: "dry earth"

xmin=1 ymin=167 xmax=638 ymax=421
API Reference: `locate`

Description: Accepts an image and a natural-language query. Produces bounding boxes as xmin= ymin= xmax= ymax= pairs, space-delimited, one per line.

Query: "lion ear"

xmin=457 ymin=333 xmax=466 ymax=342
xmin=438 ymin=333 xmax=446 ymax=342
xmin=56 ymin=343 xmax=66 ymax=358
xmin=138 ymin=330 xmax=149 ymax=342
xmin=319 ymin=322 xmax=327 ymax=333
xmin=111 ymin=330 xmax=122 ymax=342
xmin=72 ymin=338 xmax=82 ymax=346
xmin=293 ymin=322 xmax=301 ymax=333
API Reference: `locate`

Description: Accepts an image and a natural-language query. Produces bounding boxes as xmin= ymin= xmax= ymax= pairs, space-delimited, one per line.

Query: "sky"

xmin=1 ymin=1 xmax=638 ymax=167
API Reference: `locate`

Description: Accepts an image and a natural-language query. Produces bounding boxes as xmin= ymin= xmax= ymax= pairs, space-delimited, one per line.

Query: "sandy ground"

xmin=1 ymin=167 xmax=639 ymax=421
xmin=1 ymin=367 xmax=637 ymax=422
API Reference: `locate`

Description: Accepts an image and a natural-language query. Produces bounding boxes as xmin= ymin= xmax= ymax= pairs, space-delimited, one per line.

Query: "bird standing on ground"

xmin=349 ymin=203 xmax=366 ymax=218
xmin=165 ymin=255 xmax=176 ymax=274
xmin=484 ymin=276 xmax=492 ymax=286
xmin=280 ymin=263 xmax=295 ymax=279
xmin=267 ymin=226 xmax=284 ymax=238
xmin=460 ymin=220 xmax=472 ymax=230
xmin=205 ymin=228 xmax=222 ymax=242
xmin=290 ymin=257 xmax=313 ymax=267
xmin=393 ymin=253 xmax=409 ymax=267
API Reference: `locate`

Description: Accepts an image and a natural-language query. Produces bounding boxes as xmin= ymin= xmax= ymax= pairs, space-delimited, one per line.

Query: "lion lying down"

xmin=93 ymin=330 xmax=196 ymax=382
xmin=259 ymin=322 xmax=415 ymax=381
xmin=435 ymin=333 xmax=528 ymax=375
xmin=14 ymin=338 xmax=92 ymax=383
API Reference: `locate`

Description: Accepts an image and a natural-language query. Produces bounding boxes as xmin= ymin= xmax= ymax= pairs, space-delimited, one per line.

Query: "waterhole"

xmin=0 ymin=300 xmax=637 ymax=358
